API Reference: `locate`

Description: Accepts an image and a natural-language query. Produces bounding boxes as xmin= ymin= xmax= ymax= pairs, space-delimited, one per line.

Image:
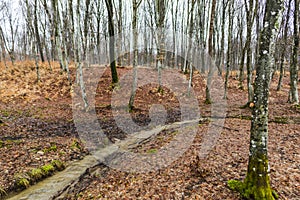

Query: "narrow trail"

xmin=6 ymin=119 xmax=200 ymax=200
xmin=6 ymin=114 xmax=298 ymax=200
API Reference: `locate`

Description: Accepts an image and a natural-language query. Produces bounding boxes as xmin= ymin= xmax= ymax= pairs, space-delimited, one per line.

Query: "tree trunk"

xmin=218 ymin=0 xmax=227 ymax=76
xmin=129 ymin=0 xmax=142 ymax=111
xmin=75 ymin=0 xmax=88 ymax=110
xmin=224 ymin=0 xmax=233 ymax=99
xmin=34 ymin=0 xmax=45 ymax=63
xmin=277 ymin=0 xmax=291 ymax=91
xmin=229 ymin=1 xmax=283 ymax=199
xmin=245 ymin=0 xmax=258 ymax=104
xmin=105 ymin=0 xmax=119 ymax=85
xmin=188 ymin=0 xmax=196 ymax=95
xmin=155 ymin=0 xmax=167 ymax=92
xmin=205 ymin=0 xmax=216 ymax=104
xmin=289 ymin=0 xmax=299 ymax=104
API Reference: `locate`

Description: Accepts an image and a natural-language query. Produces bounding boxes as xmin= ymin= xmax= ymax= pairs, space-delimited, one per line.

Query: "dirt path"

xmin=6 ymin=119 xmax=201 ymax=200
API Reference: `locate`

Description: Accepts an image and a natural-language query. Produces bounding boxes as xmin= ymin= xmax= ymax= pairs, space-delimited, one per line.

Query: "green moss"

xmin=14 ymin=174 xmax=31 ymax=188
xmin=204 ymin=99 xmax=212 ymax=105
xmin=272 ymin=117 xmax=289 ymax=124
xmin=18 ymin=178 xmax=30 ymax=188
xmin=147 ymin=148 xmax=157 ymax=154
xmin=30 ymin=168 xmax=44 ymax=181
xmin=228 ymin=179 xmax=277 ymax=200
xmin=59 ymin=150 xmax=66 ymax=156
xmin=7 ymin=139 xmax=22 ymax=145
xmin=71 ymin=140 xmax=82 ymax=150
xmin=41 ymin=164 xmax=55 ymax=175
xmin=228 ymin=180 xmax=244 ymax=193
xmin=272 ymin=190 xmax=279 ymax=199
xmin=0 ymin=140 xmax=22 ymax=148
xmin=0 ymin=186 xmax=7 ymax=195
xmin=43 ymin=144 xmax=57 ymax=153
xmin=171 ymin=130 xmax=179 ymax=135
xmin=51 ymin=160 xmax=65 ymax=171
xmin=293 ymin=104 xmax=300 ymax=109
xmin=157 ymin=86 xmax=164 ymax=94
xmin=1 ymin=110 xmax=11 ymax=117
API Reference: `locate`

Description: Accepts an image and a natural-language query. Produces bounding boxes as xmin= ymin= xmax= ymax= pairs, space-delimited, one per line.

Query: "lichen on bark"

xmin=228 ymin=0 xmax=283 ymax=199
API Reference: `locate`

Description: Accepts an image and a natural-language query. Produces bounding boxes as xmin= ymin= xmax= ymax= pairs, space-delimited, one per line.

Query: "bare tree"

xmin=154 ymin=0 xmax=168 ymax=92
xmin=34 ymin=0 xmax=45 ymax=63
xmin=277 ymin=0 xmax=292 ymax=91
xmin=289 ymin=0 xmax=299 ymax=104
xmin=228 ymin=0 xmax=283 ymax=199
xmin=224 ymin=0 xmax=233 ymax=99
xmin=244 ymin=0 xmax=258 ymax=105
xmin=205 ymin=0 xmax=217 ymax=104
xmin=129 ymin=0 xmax=143 ymax=111
xmin=105 ymin=0 xmax=119 ymax=86
xmin=0 ymin=2 xmax=19 ymax=65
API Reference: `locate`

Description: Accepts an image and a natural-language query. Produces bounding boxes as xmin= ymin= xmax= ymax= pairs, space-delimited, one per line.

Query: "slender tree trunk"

xmin=245 ymin=0 xmax=258 ymax=104
xmin=289 ymin=0 xmax=299 ymax=104
xmin=129 ymin=0 xmax=142 ymax=111
xmin=224 ymin=0 xmax=233 ymax=99
xmin=218 ymin=0 xmax=227 ymax=76
xmin=117 ymin=0 xmax=122 ymax=66
xmin=105 ymin=0 xmax=119 ymax=85
xmin=33 ymin=0 xmax=45 ymax=63
xmin=0 ymin=27 xmax=8 ymax=69
xmin=155 ymin=0 xmax=167 ymax=92
xmin=188 ymin=0 xmax=196 ymax=95
xmin=277 ymin=0 xmax=291 ymax=91
xmin=76 ymin=0 xmax=88 ymax=110
xmin=205 ymin=0 xmax=216 ymax=104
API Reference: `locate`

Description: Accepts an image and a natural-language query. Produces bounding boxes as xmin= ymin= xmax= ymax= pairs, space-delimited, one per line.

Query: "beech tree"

xmin=289 ymin=0 xmax=299 ymax=104
xmin=205 ymin=0 xmax=216 ymax=104
xmin=129 ymin=0 xmax=142 ymax=111
xmin=228 ymin=0 xmax=283 ymax=199
xmin=105 ymin=0 xmax=119 ymax=86
xmin=277 ymin=0 xmax=292 ymax=91
xmin=224 ymin=0 xmax=233 ymax=99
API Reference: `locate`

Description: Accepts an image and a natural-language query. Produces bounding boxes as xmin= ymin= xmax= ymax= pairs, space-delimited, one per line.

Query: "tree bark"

xmin=205 ymin=0 xmax=216 ymax=104
xmin=277 ymin=0 xmax=291 ymax=91
xmin=34 ymin=0 xmax=45 ymax=63
xmin=224 ymin=0 xmax=233 ymax=99
xmin=129 ymin=0 xmax=142 ymax=111
xmin=232 ymin=0 xmax=283 ymax=199
xmin=289 ymin=0 xmax=299 ymax=104
xmin=105 ymin=0 xmax=119 ymax=85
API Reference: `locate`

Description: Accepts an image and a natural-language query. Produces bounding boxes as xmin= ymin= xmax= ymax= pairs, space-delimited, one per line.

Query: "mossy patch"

xmin=1 ymin=110 xmax=12 ymax=117
xmin=30 ymin=168 xmax=44 ymax=181
xmin=41 ymin=164 xmax=55 ymax=175
xmin=147 ymin=148 xmax=158 ymax=154
xmin=71 ymin=139 xmax=82 ymax=150
xmin=204 ymin=99 xmax=212 ymax=105
xmin=228 ymin=180 xmax=244 ymax=193
xmin=43 ymin=144 xmax=57 ymax=153
xmin=14 ymin=174 xmax=31 ymax=188
xmin=0 ymin=186 xmax=7 ymax=196
xmin=228 ymin=179 xmax=278 ymax=200
xmin=12 ymin=160 xmax=66 ymax=192
xmin=51 ymin=160 xmax=65 ymax=171
xmin=272 ymin=117 xmax=289 ymax=124
xmin=291 ymin=104 xmax=300 ymax=110
xmin=0 ymin=139 xmax=22 ymax=148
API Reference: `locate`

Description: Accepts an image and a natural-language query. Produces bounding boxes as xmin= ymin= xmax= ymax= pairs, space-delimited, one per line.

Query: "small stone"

xmin=37 ymin=151 xmax=44 ymax=155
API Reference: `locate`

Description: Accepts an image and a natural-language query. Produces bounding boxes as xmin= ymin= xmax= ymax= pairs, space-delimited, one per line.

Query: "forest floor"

xmin=0 ymin=61 xmax=299 ymax=200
